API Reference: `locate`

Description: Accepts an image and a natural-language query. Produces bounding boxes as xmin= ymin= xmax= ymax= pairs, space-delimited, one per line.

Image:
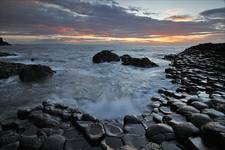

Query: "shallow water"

xmin=0 ymin=44 xmax=186 ymax=119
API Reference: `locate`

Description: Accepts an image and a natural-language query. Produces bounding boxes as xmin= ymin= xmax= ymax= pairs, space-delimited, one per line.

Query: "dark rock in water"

xmin=207 ymin=100 xmax=225 ymax=114
xmin=0 ymin=52 xmax=16 ymax=57
xmin=92 ymin=50 xmax=120 ymax=63
xmin=124 ymin=124 xmax=145 ymax=136
xmin=123 ymin=134 xmax=148 ymax=149
xmin=104 ymin=123 xmax=123 ymax=137
xmin=84 ymin=123 xmax=105 ymax=142
xmin=202 ymin=108 xmax=224 ymax=119
xmin=190 ymin=101 xmax=208 ymax=110
xmin=0 ymin=131 xmax=20 ymax=147
xmin=0 ymin=37 xmax=11 ymax=46
xmin=161 ymin=141 xmax=182 ymax=150
xmin=146 ymin=123 xmax=175 ymax=144
xmin=28 ymin=112 xmax=59 ymax=128
xmin=187 ymin=137 xmax=209 ymax=150
xmin=81 ymin=113 xmax=97 ymax=122
xmin=19 ymin=64 xmax=54 ymax=82
xmin=19 ymin=135 xmax=43 ymax=150
xmin=0 ymin=141 xmax=19 ymax=150
xmin=124 ymin=115 xmax=142 ymax=125
xmin=201 ymin=122 xmax=225 ymax=148
xmin=177 ymin=106 xmax=200 ymax=116
xmin=188 ymin=113 xmax=212 ymax=128
xmin=40 ymin=134 xmax=65 ymax=150
xmin=163 ymin=54 xmax=176 ymax=60
xmin=17 ymin=108 xmax=31 ymax=120
xmin=0 ymin=61 xmax=26 ymax=79
xmin=173 ymin=122 xmax=199 ymax=141
xmin=101 ymin=136 xmax=124 ymax=149
xmin=140 ymin=142 xmax=160 ymax=150
xmin=121 ymin=55 xmax=158 ymax=68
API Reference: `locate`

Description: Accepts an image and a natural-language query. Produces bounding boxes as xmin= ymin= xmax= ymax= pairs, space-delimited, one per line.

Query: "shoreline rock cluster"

xmin=1 ymin=43 xmax=225 ymax=150
xmin=0 ymin=38 xmax=11 ymax=46
xmin=93 ymin=50 xmax=158 ymax=68
xmin=0 ymin=61 xmax=54 ymax=82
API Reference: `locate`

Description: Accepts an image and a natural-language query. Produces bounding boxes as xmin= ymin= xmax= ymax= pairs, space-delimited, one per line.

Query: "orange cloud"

xmin=166 ymin=15 xmax=194 ymax=22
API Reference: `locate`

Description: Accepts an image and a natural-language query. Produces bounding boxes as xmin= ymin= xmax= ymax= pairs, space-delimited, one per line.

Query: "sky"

xmin=0 ymin=0 xmax=225 ymax=45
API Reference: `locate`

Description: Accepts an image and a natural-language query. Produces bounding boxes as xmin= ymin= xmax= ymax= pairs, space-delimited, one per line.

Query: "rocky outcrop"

xmin=19 ymin=64 xmax=54 ymax=82
xmin=0 ymin=61 xmax=54 ymax=81
xmin=92 ymin=51 xmax=158 ymax=68
xmin=0 ymin=37 xmax=11 ymax=46
xmin=0 ymin=52 xmax=16 ymax=57
xmin=92 ymin=50 xmax=120 ymax=63
xmin=121 ymin=54 xmax=158 ymax=68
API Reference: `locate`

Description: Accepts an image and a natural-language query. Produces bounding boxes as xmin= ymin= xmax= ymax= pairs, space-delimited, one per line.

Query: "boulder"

xmin=146 ymin=123 xmax=175 ymax=144
xmin=201 ymin=122 xmax=225 ymax=147
xmin=19 ymin=64 xmax=54 ymax=82
xmin=188 ymin=113 xmax=212 ymax=128
xmin=92 ymin=50 xmax=120 ymax=63
xmin=104 ymin=123 xmax=123 ymax=137
xmin=84 ymin=123 xmax=105 ymax=142
xmin=40 ymin=135 xmax=65 ymax=150
xmin=124 ymin=115 xmax=142 ymax=125
xmin=173 ymin=122 xmax=199 ymax=141
xmin=0 ymin=37 xmax=11 ymax=46
xmin=121 ymin=55 xmax=158 ymax=68
xmin=177 ymin=106 xmax=200 ymax=116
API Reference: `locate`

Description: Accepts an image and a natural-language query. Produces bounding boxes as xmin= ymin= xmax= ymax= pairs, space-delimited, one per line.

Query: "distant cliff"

xmin=0 ymin=37 xmax=11 ymax=46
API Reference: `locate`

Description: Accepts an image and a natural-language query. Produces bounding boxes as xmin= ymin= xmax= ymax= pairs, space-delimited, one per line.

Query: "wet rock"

xmin=160 ymin=141 xmax=182 ymax=150
xmin=159 ymin=106 xmax=172 ymax=115
xmin=140 ymin=142 xmax=160 ymax=150
xmin=124 ymin=115 xmax=142 ymax=125
xmin=40 ymin=135 xmax=65 ymax=150
xmin=188 ymin=113 xmax=212 ymax=128
xmin=92 ymin=50 xmax=120 ymax=63
xmin=81 ymin=113 xmax=97 ymax=122
xmin=19 ymin=135 xmax=42 ymax=150
xmin=202 ymin=108 xmax=224 ymax=119
xmin=190 ymin=101 xmax=208 ymax=110
xmin=163 ymin=54 xmax=176 ymax=61
xmin=173 ymin=122 xmax=199 ymax=141
xmin=123 ymin=134 xmax=148 ymax=149
xmin=0 ymin=141 xmax=19 ymax=150
xmin=201 ymin=122 xmax=225 ymax=147
xmin=121 ymin=56 xmax=158 ymax=68
xmin=63 ymin=128 xmax=82 ymax=140
xmin=18 ymin=64 xmax=54 ymax=82
xmin=146 ymin=123 xmax=175 ymax=144
xmin=17 ymin=108 xmax=31 ymax=120
xmin=0 ymin=52 xmax=15 ymax=57
xmin=84 ymin=123 xmax=105 ymax=142
xmin=0 ymin=132 xmax=19 ymax=147
xmin=118 ymin=145 xmax=137 ymax=150
xmin=124 ymin=124 xmax=145 ymax=136
xmin=104 ymin=123 xmax=123 ymax=137
xmin=0 ymin=62 xmax=26 ymax=79
xmin=177 ymin=106 xmax=200 ymax=116
xmin=1 ymin=119 xmax=19 ymax=131
xmin=54 ymin=103 xmax=68 ymax=110
xmin=0 ymin=38 xmax=10 ymax=46
xmin=29 ymin=112 xmax=59 ymax=128
xmin=170 ymin=101 xmax=186 ymax=111
xmin=74 ymin=121 xmax=93 ymax=131
xmin=152 ymin=113 xmax=163 ymax=123
xmin=187 ymin=137 xmax=209 ymax=150
xmin=38 ymin=128 xmax=64 ymax=136
xmin=22 ymin=125 xmax=39 ymax=136
xmin=208 ymin=100 xmax=225 ymax=114
xmin=101 ymin=136 xmax=123 ymax=149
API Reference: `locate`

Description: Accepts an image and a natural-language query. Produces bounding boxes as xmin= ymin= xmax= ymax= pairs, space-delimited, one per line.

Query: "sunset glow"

xmin=0 ymin=0 xmax=224 ymax=44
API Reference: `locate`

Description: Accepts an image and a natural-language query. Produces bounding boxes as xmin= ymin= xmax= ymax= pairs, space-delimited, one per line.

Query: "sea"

xmin=0 ymin=44 xmax=187 ymax=120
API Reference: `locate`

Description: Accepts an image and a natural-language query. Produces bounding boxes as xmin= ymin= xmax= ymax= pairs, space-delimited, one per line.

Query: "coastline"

xmin=0 ymin=43 xmax=225 ymax=149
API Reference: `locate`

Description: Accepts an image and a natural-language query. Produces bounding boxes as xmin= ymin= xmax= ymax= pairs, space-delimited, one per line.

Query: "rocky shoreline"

xmin=0 ymin=43 xmax=225 ymax=150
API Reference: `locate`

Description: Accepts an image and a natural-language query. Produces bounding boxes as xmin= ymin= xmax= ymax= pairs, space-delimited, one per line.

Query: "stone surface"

xmin=146 ymin=123 xmax=175 ymax=144
xmin=104 ymin=123 xmax=123 ymax=137
xmin=191 ymin=101 xmax=208 ymax=110
xmin=173 ymin=122 xmax=199 ymax=141
xmin=123 ymin=134 xmax=148 ymax=149
xmin=40 ymin=135 xmax=65 ymax=150
xmin=84 ymin=123 xmax=105 ymax=142
xmin=124 ymin=115 xmax=142 ymax=125
xmin=92 ymin=50 xmax=120 ymax=63
xmin=177 ymin=106 xmax=200 ymax=116
xmin=188 ymin=113 xmax=212 ymax=128
xmin=19 ymin=64 xmax=54 ymax=82
xmin=121 ymin=55 xmax=158 ymax=68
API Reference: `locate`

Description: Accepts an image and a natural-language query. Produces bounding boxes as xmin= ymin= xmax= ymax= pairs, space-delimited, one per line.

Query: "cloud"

xmin=200 ymin=7 xmax=225 ymax=20
xmin=165 ymin=15 xmax=193 ymax=22
xmin=0 ymin=0 xmax=224 ymax=44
